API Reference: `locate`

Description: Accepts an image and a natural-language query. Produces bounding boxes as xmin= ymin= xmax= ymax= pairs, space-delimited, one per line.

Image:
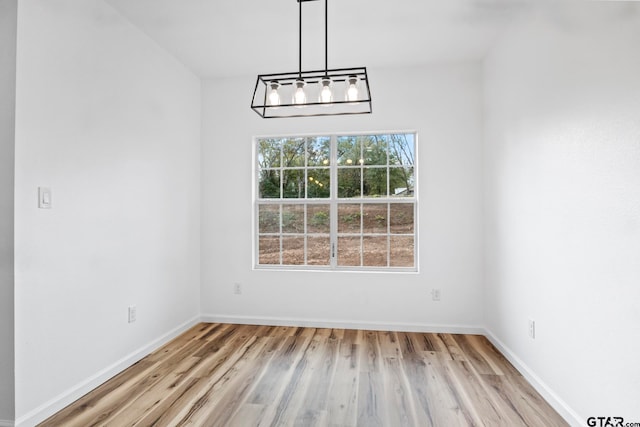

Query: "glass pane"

xmin=390 ymin=203 xmax=414 ymax=234
xmin=338 ymin=204 xmax=361 ymax=233
xmin=282 ymin=138 xmax=306 ymax=167
xmin=390 ymin=236 xmax=414 ymax=267
xmin=363 ymin=168 xmax=388 ymax=197
xmin=338 ymin=236 xmax=361 ymax=266
xmin=282 ymin=169 xmax=305 ymax=198
xmin=259 ymin=236 xmax=280 ymax=265
xmin=258 ymin=204 xmax=280 ymax=233
xmin=307 ymin=137 xmax=331 ymax=167
xmin=337 ymin=136 xmax=359 ymax=166
xmin=307 ymin=236 xmax=330 ymax=265
xmin=390 ymin=167 xmax=414 ymax=197
xmin=338 ymin=168 xmax=361 ymax=198
xmin=258 ymin=138 xmax=281 ymax=168
xmin=388 ymin=134 xmax=415 ymax=167
xmin=307 ymin=204 xmax=330 ymax=233
xmin=363 ymin=135 xmax=387 ymax=166
xmin=282 ymin=236 xmax=305 ymax=265
xmin=259 ymin=170 xmax=280 ymax=199
xmin=363 ymin=204 xmax=387 ymax=234
xmin=282 ymin=204 xmax=304 ymax=233
xmin=363 ymin=236 xmax=388 ymax=267
xmin=307 ymin=168 xmax=330 ymax=198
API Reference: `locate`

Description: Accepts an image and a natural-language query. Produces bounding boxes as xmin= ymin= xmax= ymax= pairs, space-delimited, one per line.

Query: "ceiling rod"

xmin=299 ymin=0 xmax=302 ymax=79
xmin=324 ymin=0 xmax=328 ymax=75
xmin=296 ymin=0 xmax=328 ymax=76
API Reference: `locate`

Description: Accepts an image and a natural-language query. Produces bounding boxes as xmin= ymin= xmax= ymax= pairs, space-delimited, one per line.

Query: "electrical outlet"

xmin=528 ymin=319 xmax=535 ymax=339
xmin=431 ymin=288 xmax=441 ymax=301
xmin=233 ymin=283 xmax=242 ymax=295
xmin=128 ymin=305 xmax=137 ymax=323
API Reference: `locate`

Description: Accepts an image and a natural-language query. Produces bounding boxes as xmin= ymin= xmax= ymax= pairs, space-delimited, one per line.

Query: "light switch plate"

xmin=38 ymin=187 xmax=52 ymax=209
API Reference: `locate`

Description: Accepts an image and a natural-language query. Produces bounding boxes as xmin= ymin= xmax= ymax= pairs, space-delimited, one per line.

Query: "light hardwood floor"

xmin=40 ymin=323 xmax=568 ymax=426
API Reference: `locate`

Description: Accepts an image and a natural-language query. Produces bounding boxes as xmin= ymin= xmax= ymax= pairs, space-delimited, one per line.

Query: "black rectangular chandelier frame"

xmin=251 ymin=67 xmax=372 ymax=119
xmin=250 ymin=0 xmax=372 ymax=119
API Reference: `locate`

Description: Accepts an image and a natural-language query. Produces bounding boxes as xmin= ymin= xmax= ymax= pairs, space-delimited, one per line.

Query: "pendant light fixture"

xmin=250 ymin=0 xmax=372 ymax=118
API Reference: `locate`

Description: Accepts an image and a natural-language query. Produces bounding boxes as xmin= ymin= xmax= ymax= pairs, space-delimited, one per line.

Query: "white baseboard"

xmin=483 ymin=328 xmax=583 ymax=427
xmin=0 ymin=420 xmax=14 ymax=427
xmin=201 ymin=313 xmax=485 ymax=335
xmin=15 ymin=316 xmax=200 ymax=427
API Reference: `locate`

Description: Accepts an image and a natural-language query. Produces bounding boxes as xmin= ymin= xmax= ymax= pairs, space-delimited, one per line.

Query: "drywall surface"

xmin=483 ymin=3 xmax=640 ymax=423
xmin=14 ymin=0 xmax=201 ymax=422
xmin=201 ymin=63 xmax=484 ymax=331
xmin=0 ymin=0 xmax=17 ymax=423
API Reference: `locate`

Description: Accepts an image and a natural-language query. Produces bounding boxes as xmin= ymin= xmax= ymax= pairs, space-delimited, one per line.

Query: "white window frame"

xmin=253 ymin=131 xmax=418 ymax=272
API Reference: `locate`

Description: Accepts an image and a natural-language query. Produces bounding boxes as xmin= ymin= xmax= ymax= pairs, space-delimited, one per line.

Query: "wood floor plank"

xmin=494 ymin=372 xmax=570 ymax=427
xmin=325 ymin=332 xmax=360 ymax=426
xmin=185 ymin=336 xmax=273 ymax=426
xmin=464 ymin=335 xmax=509 ymax=376
xmin=451 ymin=335 xmax=498 ymax=376
xmin=424 ymin=362 xmax=476 ymax=426
xmin=246 ymin=335 xmax=311 ymax=407
xmin=105 ymin=355 xmax=206 ymax=426
xmin=357 ymin=331 xmax=387 ymax=426
xmin=297 ymin=334 xmax=339 ymax=415
xmin=141 ymin=326 xmax=260 ymax=426
xmin=444 ymin=359 xmax=522 ymax=426
xmin=378 ymin=331 xmax=402 ymax=359
xmin=169 ymin=334 xmax=266 ymax=426
xmin=226 ymin=403 xmax=267 ymax=427
xmin=39 ymin=323 xmax=569 ymax=427
xmin=275 ymin=336 xmax=333 ymax=426
xmin=437 ymin=333 xmax=468 ymax=362
xmin=396 ymin=331 xmax=475 ymax=427
xmin=381 ymin=356 xmax=418 ymax=426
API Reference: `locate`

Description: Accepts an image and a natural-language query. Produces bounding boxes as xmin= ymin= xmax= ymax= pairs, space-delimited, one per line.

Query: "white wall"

xmin=13 ymin=1 xmax=638 ymax=425
xmin=483 ymin=3 xmax=640 ymax=424
xmin=0 ymin=0 xmax=17 ymax=424
xmin=14 ymin=0 xmax=201 ymax=424
xmin=201 ymin=64 xmax=484 ymax=331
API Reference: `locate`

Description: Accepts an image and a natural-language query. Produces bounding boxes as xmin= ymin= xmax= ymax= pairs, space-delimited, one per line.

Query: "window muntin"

xmin=256 ymin=133 xmax=416 ymax=271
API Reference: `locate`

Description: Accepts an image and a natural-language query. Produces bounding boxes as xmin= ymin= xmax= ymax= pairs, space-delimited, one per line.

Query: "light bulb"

xmin=346 ymin=75 xmax=359 ymax=102
xmin=293 ymin=79 xmax=306 ymax=105
xmin=319 ymin=77 xmax=332 ymax=103
xmin=268 ymin=81 xmax=280 ymax=106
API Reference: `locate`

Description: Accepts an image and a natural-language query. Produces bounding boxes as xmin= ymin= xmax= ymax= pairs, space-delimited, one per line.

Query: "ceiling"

xmin=103 ymin=0 xmax=531 ymax=78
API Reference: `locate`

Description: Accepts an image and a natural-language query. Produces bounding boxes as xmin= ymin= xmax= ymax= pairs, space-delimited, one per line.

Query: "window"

xmin=255 ymin=132 xmax=416 ymax=271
